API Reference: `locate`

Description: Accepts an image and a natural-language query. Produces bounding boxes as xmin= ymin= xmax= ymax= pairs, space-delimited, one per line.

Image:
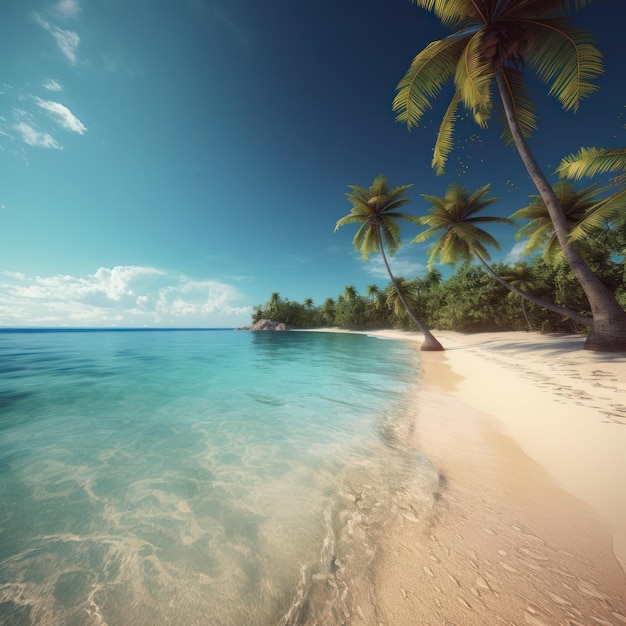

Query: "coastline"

xmin=303 ymin=328 xmax=626 ymax=623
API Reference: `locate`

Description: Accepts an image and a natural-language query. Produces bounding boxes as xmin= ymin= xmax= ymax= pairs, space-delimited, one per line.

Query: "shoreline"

xmin=302 ymin=328 xmax=626 ymax=622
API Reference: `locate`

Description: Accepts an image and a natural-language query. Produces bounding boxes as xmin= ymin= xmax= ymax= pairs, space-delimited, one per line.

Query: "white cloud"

xmin=361 ymin=250 xmax=426 ymax=280
xmin=13 ymin=121 xmax=61 ymax=149
xmin=42 ymin=79 xmax=63 ymax=92
xmin=504 ymin=241 xmax=529 ymax=264
xmin=34 ymin=14 xmax=80 ymax=64
xmin=0 ymin=266 xmax=252 ymax=327
xmin=35 ymin=98 xmax=86 ymax=134
xmin=55 ymin=0 xmax=81 ymax=19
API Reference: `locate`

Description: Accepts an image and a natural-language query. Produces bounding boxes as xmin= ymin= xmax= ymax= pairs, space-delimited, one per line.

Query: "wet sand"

xmin=306 ymin=329 xmax=626 ymax=624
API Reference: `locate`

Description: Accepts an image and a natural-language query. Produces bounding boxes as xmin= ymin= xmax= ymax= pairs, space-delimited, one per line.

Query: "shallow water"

xmin=0 ymin=329 xmax=438 ymax=625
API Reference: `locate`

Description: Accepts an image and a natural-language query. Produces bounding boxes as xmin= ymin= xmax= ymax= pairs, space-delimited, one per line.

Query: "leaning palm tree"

xmin=393 ymin=0 xmax=626 ymax=350
xmin=501 ymin=264 xmax=537 ymax=331
xmin=334 ymin=174 xmax=443 ymax=350
xmin=415 ymin=182 xmax=590 ymax=325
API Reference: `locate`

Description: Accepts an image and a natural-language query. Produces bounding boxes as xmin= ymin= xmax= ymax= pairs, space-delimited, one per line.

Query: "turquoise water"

xmin=0 ymin=329 xmax=437 ymax=625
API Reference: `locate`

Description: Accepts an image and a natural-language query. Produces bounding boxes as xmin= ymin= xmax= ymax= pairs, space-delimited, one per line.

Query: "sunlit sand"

xmin=304 ymin=328 xmax=626 ymax=623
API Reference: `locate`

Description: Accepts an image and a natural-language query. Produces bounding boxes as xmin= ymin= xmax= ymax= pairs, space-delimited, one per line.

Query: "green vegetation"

xmin=252 ymin=172 xmax=624 ymax=337
xmin=253 ymin=4 xmax=626 ymax=347
xmin=252 ymin=245 xmax=624 ymax=333
xmin=393 ymin=0 xmax=626 ymax=351
xmin=417 ymin=183 xmax=591 ymax=325
xmin=333 ymin=174 xmax=443 ymax=350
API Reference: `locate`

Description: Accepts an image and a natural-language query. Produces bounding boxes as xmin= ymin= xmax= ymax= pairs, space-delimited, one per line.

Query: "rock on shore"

xmin=237 ymin=319 xmax=289 ymax=331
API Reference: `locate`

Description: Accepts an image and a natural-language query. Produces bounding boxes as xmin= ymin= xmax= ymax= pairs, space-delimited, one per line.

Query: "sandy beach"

xmin=308 ymin=328 xmax=626 ymax=624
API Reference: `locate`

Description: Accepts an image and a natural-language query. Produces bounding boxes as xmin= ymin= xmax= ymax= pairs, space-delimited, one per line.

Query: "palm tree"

xmin=335 ymin=174 xmax=444 ymax=350
xmin=365 ymin=283 xmax=388 ymax=312
xmin=365 ymin=284 xmax=381 ymax=299
xmin=321 ymin=298 xmax=336 ymax=325
xmin=385 ymin=277 xmax=421 ymax=320
xmin=415 ymin=182 xmax=590 ymax=325
xmin=501 ymin=264 xmax=537 ymax=331
xmin=511 ymin=181 xmax=607 ymax=259
xmin=343 ymin=285 xmax=358 ymax=301
xmin=393 ymin=0 xmax=626 ymax=351
xmin=511 ymin=181 xmax=626 ymax=296
xmin=269 ymin=292 xmax=281 ymax=318
xmin=303 ymin=297 xmax=314 ymax=309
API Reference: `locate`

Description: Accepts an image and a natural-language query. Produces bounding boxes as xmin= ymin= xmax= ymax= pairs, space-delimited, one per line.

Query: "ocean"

xmin=0 ymin=329 xmax=438 ymax=625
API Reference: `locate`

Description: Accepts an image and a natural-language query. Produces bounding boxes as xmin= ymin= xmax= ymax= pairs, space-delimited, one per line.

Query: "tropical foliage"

xmin=393 ymin=0 xmax=626 ymax=351
xmin=416 ymin=182 xmax=590 ymax=325
xmin=252 ymin=246 xmax=624 ymax=334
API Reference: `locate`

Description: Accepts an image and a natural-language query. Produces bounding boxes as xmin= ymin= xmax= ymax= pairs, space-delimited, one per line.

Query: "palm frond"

xmin=334 ymin=213 xmax=364 ymax=232
xmin=351 ymin=222 xmax=369 ymax=256
xmin=432 ymin=90 xmax=462 ymax=174
xmin=454 ymin=29 xmax=492 ymax=126
xmin=542 ymin=232 xmax=563 ymax=261
xmin=413 ymin=226 xmax=442 ymax=245
xmin=525 ymin=20 xmax=603 ymax=112
xmin=410 ymin=0 xmax=483 ymax=26
xmin=556 ymin=147 xmax=626 ymax=180
xmin=569 ymin=187 xmax=626 ymax=240
xmin=381 ymin=215 xmax=402 ymax=239
xmin=369 ymin=174 xmax=388 ymax=198
xmin=387 ymin=184 xmax=414 ymax=201
xmin=394 ymin=35 xmax=469 ymax=128
xmin=358 ymin=225 xmax=380 ymax=261
xmin=381 ymin=221 xmax=401 ymax=255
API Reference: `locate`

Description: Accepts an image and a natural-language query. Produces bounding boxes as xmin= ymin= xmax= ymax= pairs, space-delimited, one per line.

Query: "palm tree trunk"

xmin=520 ymin=299 xmax=533 ymax=332
xmin=495 ymin=68 xmax=626 ymax=351
xmin=474 ymin=253 xmax=590 ymax=326
xmin=379 ymin=238 xmax=444 ymax=351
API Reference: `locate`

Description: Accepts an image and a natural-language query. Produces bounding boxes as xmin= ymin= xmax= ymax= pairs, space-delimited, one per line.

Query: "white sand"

xmin=303 ymin=328 xmax=626 ymax=623
xmin=372 ymin=329 xmax=626 ymax=564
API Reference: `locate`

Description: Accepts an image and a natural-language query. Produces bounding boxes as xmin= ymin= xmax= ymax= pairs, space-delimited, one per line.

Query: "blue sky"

xmin=1 ymin=0 xmax=624 ymax=327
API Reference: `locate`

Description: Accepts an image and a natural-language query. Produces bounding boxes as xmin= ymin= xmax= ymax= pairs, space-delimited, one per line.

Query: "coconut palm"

xmin=365 ymin=284 xmax=380 ymax=299
xmin=501 ymin=264 xmax=537 ymax=331
xmin=512 ymin=182 xmax=604 ymax=258
xmin=393 ymin=0 xmax=626 ymax=350
xmin=303 ymin=297 xmax=314 ymax=309
xmin=269 ymin=292 xmax=281 ymax=317
xmin=415 ymin=182 xmax=590 ymax=325
xmin=335 ymin=174 xmax=443 ymax=350
xmin=343 ymin=285 xmax=358 ymax=301
xmin=365 ymin=283 xmax=388 ymax=312
xmin=321 ymin=298 xmax=336 ymax=325
xmin=512 ymin=181 xmax=626 ymax=295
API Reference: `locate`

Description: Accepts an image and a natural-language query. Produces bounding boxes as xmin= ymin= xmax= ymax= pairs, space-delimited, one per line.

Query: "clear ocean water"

xmin=0 ymin=329 xmax=438 ymax=625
